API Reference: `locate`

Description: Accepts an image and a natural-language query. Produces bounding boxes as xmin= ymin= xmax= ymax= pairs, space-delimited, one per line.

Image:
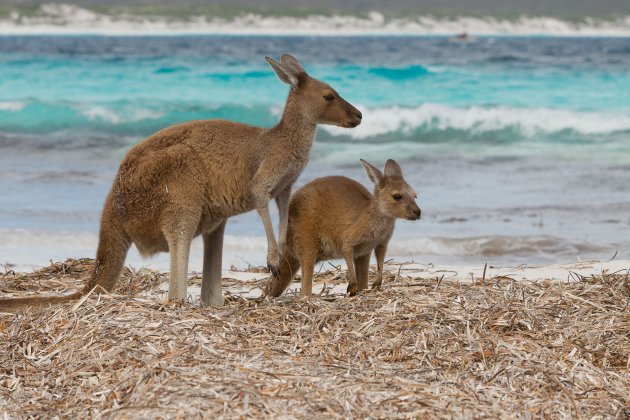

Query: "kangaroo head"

xmin=265 ymin=54 xmax=362 ymax=128
xmin=360 ymin=159 xmax=421 ymax=221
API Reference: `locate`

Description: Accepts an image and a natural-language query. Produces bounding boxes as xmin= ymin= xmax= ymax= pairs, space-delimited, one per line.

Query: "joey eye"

xmin=393 ymin=194 xmax=403 ymax=201
xmin=324 ymin=94 xmax=335 ymax=101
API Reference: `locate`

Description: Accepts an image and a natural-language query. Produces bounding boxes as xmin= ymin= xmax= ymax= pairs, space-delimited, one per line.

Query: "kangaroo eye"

xmin=324 ymin=94 xmax=335 ymax=101
xmin=393 ymin=194 xmax=403 ymax=201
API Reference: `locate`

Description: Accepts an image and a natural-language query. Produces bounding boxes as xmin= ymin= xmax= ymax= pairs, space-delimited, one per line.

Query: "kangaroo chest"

xmin=267 ymin=130 xmax=315 ymax=197
xmin=271 ymin=157 xmax=308 ymax=197
xmin=350 ymin=218 xmax=394 ymax=256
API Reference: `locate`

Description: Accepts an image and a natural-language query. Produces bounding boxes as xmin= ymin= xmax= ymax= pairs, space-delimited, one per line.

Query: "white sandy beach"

xmin=145 ymin=259 xmax=630 ymax=302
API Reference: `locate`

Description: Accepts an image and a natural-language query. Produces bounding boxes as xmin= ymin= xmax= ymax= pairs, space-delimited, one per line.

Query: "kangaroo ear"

xmin=280 ymin=54 xmax=307 ymax=78
xmin=360 ymin=159 xmax=384 ymax=185
xmin=265 ymin=56 xmax=298 ymax=89
xmin=384 ymin=159 xmax=403 ymax=177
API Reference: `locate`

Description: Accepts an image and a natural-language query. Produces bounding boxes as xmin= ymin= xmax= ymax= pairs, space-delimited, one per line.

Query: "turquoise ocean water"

xmin=1 ymin=35 xmax=630 ymax=269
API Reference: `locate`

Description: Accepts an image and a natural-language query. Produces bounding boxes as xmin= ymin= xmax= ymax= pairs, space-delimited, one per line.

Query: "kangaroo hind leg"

xmin=164 ymin=215 xmax=198 ymax=302
xmin=354 ymin=254 xmax=370 ymax=293
xmin=201 ymin=219 xmax=226 ymax=307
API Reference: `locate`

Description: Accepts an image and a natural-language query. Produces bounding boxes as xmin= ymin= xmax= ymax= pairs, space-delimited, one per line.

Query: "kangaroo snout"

xmin=347 ymin=108 xmax=362 ymax=127
xmin=339 ymin=101 xmax=362 ymax=128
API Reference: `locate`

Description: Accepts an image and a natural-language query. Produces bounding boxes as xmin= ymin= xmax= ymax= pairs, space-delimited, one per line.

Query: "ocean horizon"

xmin=2 ymin=4 xmax=630 ymax=36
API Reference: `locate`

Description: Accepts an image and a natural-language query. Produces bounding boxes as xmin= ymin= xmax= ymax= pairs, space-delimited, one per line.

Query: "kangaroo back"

xmin=288 ymin=176 xmax=372 ymax=247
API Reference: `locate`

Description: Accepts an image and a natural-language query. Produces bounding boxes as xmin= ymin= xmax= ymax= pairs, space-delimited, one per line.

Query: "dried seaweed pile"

xmin=1 ymin=259 xmax=629 ymax=418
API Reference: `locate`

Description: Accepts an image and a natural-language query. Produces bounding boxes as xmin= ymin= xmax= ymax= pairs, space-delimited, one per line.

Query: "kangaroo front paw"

xmin=347 ymin=283 xmax=359 ymax=296
xmin=266 ymin=248 xmax=280 ymax=276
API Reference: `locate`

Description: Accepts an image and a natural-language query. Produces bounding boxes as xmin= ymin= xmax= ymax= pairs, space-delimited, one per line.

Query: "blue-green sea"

xmin=1 ymin=35 xmax=630 ymax=269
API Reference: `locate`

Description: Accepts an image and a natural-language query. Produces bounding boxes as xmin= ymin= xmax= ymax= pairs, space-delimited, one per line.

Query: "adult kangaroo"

xmin=0 ymin=54 xmax=362 ymax=311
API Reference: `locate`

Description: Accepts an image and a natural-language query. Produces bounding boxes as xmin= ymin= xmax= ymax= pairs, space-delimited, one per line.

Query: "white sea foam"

xmin=1 ymin=5 xmax=630 ymax=36
xmin=81 ymin=106 xmax=123 ymax=124
xmin=80 ymin=105 xmax=164 ymax=124
xmin=322 ymin=104 xmax=630 ymax=139
xmin=0 ymin=101 xmax=27 ymax=112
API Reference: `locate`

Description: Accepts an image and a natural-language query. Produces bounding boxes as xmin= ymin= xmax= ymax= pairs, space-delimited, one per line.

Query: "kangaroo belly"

xmin=352 ymin=242 xmax=377 ymax=258
xmin=133 ymin=233 xmax=169 ymax=257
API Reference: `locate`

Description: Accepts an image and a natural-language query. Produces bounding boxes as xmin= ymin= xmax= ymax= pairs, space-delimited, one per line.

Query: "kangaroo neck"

xmin=361 ymin=200 xmax=396 ymax=228
xmin=268 ymin=93 xmax=317 ymax=147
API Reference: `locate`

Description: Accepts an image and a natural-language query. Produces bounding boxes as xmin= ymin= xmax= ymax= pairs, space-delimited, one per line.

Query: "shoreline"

xmin=2 ymin=258 xmax=628 ymax=301
xmin=159 ymin=259 xmax=630 ymax=302
xmin=2 ymin=9 xmax=630 ymax=37
xmin=2 ymin=31 xmax=630 ymax=38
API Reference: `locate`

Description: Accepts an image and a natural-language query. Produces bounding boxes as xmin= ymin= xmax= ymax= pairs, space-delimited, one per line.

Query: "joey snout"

xmin=407 ymin=206 xmax=421 ymax=221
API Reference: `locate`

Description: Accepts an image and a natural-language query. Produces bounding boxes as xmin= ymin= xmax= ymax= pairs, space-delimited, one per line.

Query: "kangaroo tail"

xmin=80 ymin=207 xmax=131 ymax=295
xmin=0 ymin=205 xmax=130 ymax=314
xmin=0 ymin=291 xmax=85 ymax=313
xmin=265 ymin=253 xmax=300 ymax=297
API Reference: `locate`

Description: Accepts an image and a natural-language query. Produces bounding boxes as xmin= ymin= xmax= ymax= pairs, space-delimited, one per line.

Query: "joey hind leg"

xmin=299 ymin=255 xmax=316 ymax=297
xmin=201 ymin=220 xmax=226 ymax=307
xmin=354 ymin=254 xmax=370 ymax=292
xmin=372 ymin=242 xmax=388 ymax=289
xmin=343 ymin=248 xmax=359 ymax=296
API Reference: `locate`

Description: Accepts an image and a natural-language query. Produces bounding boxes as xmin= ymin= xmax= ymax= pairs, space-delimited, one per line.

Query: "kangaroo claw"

xmin=347 ymin=283 xmax=358 ymax=296
xmin=267 ymin=263 xmax=280 ymax=278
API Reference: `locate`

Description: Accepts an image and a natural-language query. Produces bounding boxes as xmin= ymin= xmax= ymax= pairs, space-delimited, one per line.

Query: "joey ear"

xmin=265 ymin=56 xmax=298 ymax=89
xmin=384 ymin=159 xmax=403 ymax=177
xmin=280 ymin=54 xmax=307 ymax=78
xmin=360 ymin=159 xmax=384 ymax=185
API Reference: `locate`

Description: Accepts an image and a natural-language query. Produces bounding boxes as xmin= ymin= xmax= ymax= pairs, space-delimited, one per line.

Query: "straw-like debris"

xmin=1 ymin=259 xmax=629 ymax=418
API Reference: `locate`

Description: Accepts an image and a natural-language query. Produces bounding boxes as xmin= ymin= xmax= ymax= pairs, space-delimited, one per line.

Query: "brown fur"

xmin=265 ymin=159 xmax=421 ymax=297
xmin=0 ymin=54 xmax=361 ymax=312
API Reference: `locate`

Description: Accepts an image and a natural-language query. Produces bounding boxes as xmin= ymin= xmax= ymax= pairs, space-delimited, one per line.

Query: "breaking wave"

xmin=1 ymin=100 xmax=629 ymax=151
xmin=1 ymin=5 xmax=630 ymax=36
xmin=322 ymin=104 xmax=630 ymax=140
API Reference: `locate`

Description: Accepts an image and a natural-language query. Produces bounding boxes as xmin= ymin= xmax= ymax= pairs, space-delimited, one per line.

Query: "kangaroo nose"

xmin=414 ymin=209 xmax=422 ymax=219
xmin=354 ymin=109 xmax=362 ymax=120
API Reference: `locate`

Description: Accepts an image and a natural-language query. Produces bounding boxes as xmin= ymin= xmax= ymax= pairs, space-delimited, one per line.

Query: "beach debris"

xmin=1 ymin=258 xmax=629 ymax=417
